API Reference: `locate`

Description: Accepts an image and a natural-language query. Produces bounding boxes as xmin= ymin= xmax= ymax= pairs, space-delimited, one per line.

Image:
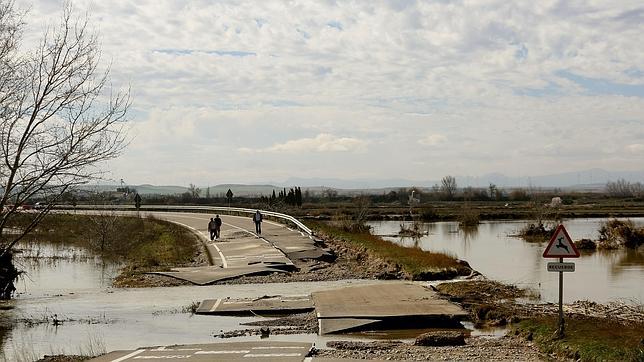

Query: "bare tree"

xmin=631 ymin=182 xmax=643 ymax=198
xmin=88 ymin=208 xmax=120 ymax=253
xmin=440 ymin=175 xmax=457 ymax=200
xmin=605 ymin=179 xmax=633 ymax=198
xmin=0 ymin=2 xmax=129 ymax=298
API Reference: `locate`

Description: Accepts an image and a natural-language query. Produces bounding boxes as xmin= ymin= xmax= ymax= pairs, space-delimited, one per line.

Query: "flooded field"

xmin=369 ymin=218 xmax=644 ymax=304
xmin=2 ymin=217 xmax=642 ymax=360
xmin=1 ymin=241 xmax=398 ymax=360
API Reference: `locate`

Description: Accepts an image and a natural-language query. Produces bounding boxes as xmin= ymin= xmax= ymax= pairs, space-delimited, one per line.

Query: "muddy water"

xmin=368 ymin=218 xmax=644 ymax=304
xmin=5 ymin=217 xmax=639 ymax=359
xmin=1 ymin=242 xmax=401 ymax=360
xmin=13 ymin=242 xmax=122 ymax=298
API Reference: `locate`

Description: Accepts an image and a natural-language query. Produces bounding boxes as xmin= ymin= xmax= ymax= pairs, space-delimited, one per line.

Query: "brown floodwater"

xmin=1 ymin=241 xmax=407 ymax=361
xmin=3 ymin=217 xmax=640 ymax=360
xmin=368 ymin=217 xmax=644 ymax=304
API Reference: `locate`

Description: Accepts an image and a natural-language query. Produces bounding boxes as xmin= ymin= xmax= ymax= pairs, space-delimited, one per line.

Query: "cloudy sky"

xmin=20 ymin=0 xmax=644 ymax=186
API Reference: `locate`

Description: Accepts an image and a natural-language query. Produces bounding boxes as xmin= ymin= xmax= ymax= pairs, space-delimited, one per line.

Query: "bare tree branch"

xmin=0 ymin=2 xmax=130 ymax=261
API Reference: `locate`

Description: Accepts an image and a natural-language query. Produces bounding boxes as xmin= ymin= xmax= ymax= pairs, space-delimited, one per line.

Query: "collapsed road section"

xmin=312 ymin=282 xmax=468 ymax=334
xmin=148 ymin=212 xmax=331 ymax=284
xmin=90 ymin=341 xmax=313 ymax=362
xmin=197 ymin=295 xmax=315 ymax=316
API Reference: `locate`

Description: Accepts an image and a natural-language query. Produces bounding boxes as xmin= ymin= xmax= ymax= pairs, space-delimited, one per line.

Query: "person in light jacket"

xmin=207 ymin=218 xmax=216 ymax=241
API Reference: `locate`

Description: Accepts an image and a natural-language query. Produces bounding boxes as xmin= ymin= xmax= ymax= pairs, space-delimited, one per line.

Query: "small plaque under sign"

xmin=547 ymin=262 xmax=575 ymax=272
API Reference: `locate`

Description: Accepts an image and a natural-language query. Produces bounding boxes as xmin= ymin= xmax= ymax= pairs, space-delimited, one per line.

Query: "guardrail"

xmin=58 ymin=204 xmax=314 ymax=236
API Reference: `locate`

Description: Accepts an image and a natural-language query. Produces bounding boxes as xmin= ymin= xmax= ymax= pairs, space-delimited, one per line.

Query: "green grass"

xmin=517 ymin=317 xmax=644 ymax=361
xmin=9 ymin=213 xmax=199 ymax=268
xmin=309 ymin=221 xmax=469 ymax=279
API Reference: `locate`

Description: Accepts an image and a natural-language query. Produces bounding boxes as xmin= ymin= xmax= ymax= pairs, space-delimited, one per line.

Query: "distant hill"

xmin=281 ymin=168 xmax=644 ymax=189
xmin=78 ymin=168 xmax=643 ymax=196
xmin=203 ymin=184 xmax=282 ymax=197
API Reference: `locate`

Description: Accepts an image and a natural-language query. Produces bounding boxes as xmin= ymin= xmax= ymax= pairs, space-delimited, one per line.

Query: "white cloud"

xmin=15 ymin=0 xmax=644 ymax=184
xmin=240 ymin=134 xmax=368 ymax=154
xmin=419 ymin=134 xmax=447 ymax=146
xmin=627 ymin=144 xmax=644 ymax=154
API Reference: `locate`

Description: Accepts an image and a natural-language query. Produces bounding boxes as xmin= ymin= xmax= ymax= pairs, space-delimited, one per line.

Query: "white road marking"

xmin=243 ymin=353 xmax=301 ymax=357
xmin=209 ymin=242 xmax=228 ymax=268
xmin=133 ymin=356 xmax=191 ymax=359
xmin=111 ymin=349 xmax=146 ymax=362
xmin=194 ymin=350 xmax=250 ymax=354
xmin=161 ymin=218 xmax=228 ymax=267
xmin=250 ymin=346 xmax=308 ymax=349
xmin=317 ymin=312 xmax=322 ymax=332
xmin=210 ymin=298 xmax=222 ymax=312
xmin=156 ymin=213 xmax=269 ymax=268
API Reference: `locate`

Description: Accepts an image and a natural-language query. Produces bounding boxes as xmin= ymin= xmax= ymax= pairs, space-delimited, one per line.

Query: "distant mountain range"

xmin=280 ymin=168 xmax=644 ymax=190
xmin=84 ymin=168 xmax=644 ymax=196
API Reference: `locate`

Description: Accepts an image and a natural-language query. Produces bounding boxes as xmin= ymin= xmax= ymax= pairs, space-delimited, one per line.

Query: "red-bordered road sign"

xmin=543 ymin=224 xmax=580 ymax=258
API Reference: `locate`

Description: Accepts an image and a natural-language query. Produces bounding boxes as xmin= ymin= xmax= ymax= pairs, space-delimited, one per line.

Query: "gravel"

xmin=313 ymin=336 xmax=544 ymax=361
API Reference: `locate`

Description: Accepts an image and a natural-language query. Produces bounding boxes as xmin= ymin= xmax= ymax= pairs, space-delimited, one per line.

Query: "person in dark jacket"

xmin=252 ymin=210 xmax=263 ymax=234
xmin=214 ymin=214 xmax=222 ymax=239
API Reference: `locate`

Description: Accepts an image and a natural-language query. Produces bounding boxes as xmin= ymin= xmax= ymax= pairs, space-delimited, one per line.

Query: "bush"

xmin=597 ymin=219 xmax=644 ymax=249
xmin=518 ymin=222 xmax=556 ymax=242
xmin=419 ymin=206 xmax=439 ymax=221
xmin=458 ymin=207 xmax=480 ymax=228
xmin=574 ymin=238 xmax=597 ymax=250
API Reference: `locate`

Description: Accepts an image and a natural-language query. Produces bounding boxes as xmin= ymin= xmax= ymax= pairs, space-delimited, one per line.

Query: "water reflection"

xmin=369 ymin=218 xmax=644 ymax=304
xmin=13 ymin=242 xmax=122 ymax=298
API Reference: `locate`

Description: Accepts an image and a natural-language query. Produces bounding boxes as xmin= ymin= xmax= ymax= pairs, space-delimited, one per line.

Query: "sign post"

xmin=543 ymin=224 xmax=580 ymax=338
xmin=226 ymin=189 xmax=233 ymax=208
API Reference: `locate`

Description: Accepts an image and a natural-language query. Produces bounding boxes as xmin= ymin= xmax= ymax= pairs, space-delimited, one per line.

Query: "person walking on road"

xmin=208 ymin=218 xmax=216 ymax=241
xmin=252 ymin=210 xmax=263 ymax=235
xmin=214 ymin=214 xmax=222 ymax=239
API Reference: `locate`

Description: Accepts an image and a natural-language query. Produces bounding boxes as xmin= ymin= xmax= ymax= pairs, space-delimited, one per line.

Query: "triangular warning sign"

xmin=543 ymin=224 xmax=580 ymax=258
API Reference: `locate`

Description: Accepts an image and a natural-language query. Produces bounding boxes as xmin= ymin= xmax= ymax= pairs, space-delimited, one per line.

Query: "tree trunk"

xmin=0 ymin=251 xmax=19 ymax=300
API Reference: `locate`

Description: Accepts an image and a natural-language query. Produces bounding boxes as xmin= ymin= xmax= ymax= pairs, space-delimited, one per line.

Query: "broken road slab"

xmin=151 ymin=265 xmax=289 ymax=285
xmin=89 ymin=341 xmax=313 ymax=362
xmin=197 ymin=295 xmax=314 ymax=315
xmin=312 ymin=282 xmax=468 ymax=334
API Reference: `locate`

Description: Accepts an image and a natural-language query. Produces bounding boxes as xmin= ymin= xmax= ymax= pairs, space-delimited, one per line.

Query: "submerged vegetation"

xmin=398 ymin=220 xmax=427 ymax=237
xmin=597 ymin=219 xmax=644 ymax=249
xmin=5 ymin=213 xmax=201 ymax=288
xmin=457 ymin=206 xmax=480 ymax=229
xmin=518 ymin=222 xmax=557 ymax=242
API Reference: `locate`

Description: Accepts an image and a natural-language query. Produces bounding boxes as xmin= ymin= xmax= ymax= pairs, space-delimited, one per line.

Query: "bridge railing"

xmin=58 ymin=204 xmax=314 ymax=236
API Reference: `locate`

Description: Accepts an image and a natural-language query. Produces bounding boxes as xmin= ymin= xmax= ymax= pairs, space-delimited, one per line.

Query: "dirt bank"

xmin=436 ymin=280 xmax=644 ymax=361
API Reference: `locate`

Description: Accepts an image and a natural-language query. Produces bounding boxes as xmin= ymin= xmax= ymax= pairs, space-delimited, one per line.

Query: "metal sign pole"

xmin=543 ymin=224 xmax=578 ymax=339
xmin=558 ymin=256 xmax=564 ymax=338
